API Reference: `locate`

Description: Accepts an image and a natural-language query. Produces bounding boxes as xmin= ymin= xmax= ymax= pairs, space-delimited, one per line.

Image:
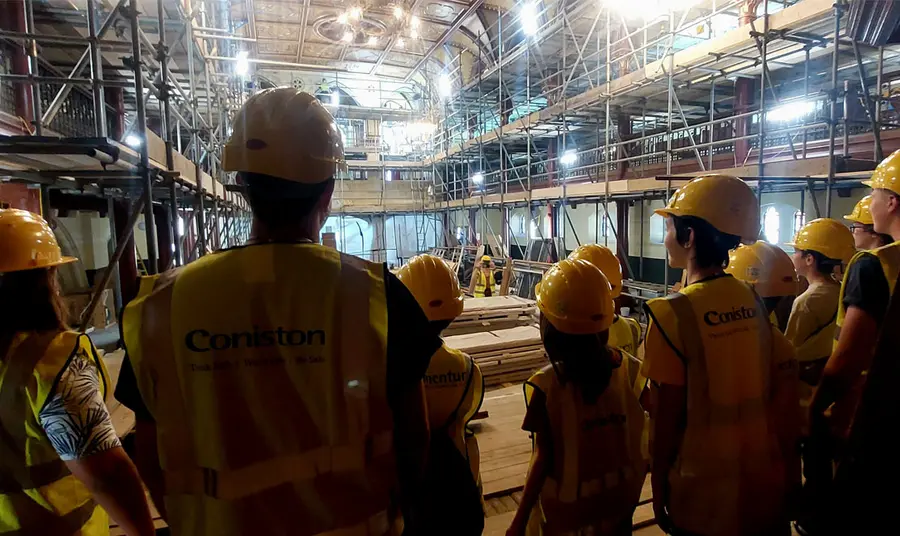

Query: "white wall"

xmin=56 ymin=211 xmax=111 ymax=271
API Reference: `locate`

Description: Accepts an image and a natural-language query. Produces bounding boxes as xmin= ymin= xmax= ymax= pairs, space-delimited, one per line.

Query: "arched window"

xmin=763 ymin=206 xmax=780 ymax=244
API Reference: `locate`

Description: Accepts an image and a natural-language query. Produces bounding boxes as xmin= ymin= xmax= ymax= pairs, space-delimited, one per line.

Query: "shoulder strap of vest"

xmin=437 ymin=354 xmax=475 ymax=432
xmin=628 ymin=317 xmax=641 ymax=346
xmin=0 ymin=331 xmax=71 ymax=492
xmin=662 ymin=293 xmax=702 ymax=365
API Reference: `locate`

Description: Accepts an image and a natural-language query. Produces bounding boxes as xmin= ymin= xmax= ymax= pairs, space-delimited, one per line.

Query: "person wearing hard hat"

xmin=473 ymin=255 xmax=498 ymax=297
xmin=0 ymin=209 xmax=155 ymax=536
xmin=506 ymin=259 xmax=647 ymax=536
xmin=725 ymin=241 xmax=800 ymax=332
xmin=113 ymin=89 xmax=441 ymax=535
xmin=806 ymin=150 xmax=900 ymax=533
xmin=785 ymin=219 xmax=855 ymax=407
xmin=396 ymin=254 xmax=485 ymax=535
xmin=568 ymin=244 xmax=642 ymax=355
xmin=844 ymin=194 xmax=892 ymax=251
xmin=639 ymin=175 xmax=800 ymax=536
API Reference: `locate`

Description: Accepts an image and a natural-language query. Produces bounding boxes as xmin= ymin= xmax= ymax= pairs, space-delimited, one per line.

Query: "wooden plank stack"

xmin=443 ymin=296 xmax=537 ymax=337
xmin=444 ymin=325 xmax=547 ymax=386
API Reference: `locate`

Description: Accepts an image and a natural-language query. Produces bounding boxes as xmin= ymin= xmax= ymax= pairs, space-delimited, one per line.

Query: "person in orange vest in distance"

xmin=844 ymin=195 xmax=892 ymax=251
xmin=113 ymin=88 xmax=440 ymax=535
xmin=507 ymin=259 xmax=647 ymax=536
xmin=641 ymin=175 xmax=800 ymax=536
xmin=0 ymin=209 xmax=155 ymax=536
xmin=397 ymin=254 xmax=485 ymax=535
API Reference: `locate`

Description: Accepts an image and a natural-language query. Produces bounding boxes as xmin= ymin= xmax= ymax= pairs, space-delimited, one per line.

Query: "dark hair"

xmin=240 ymin=172 xmax=335 ymax=228
xmin=672 ymin=215 xmax=742 ymax=269
xmin=540 ymin=314 xmax=613 ymax=404
xmin=801 ymin=249 xmax=841 ymax=277
xmin=0 ymin=267 xmax=67 ymax=353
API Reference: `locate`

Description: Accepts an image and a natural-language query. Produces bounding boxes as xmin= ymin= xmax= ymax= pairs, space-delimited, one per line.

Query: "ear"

xmin=684 ymin=227 xmax=696 ymax=250
xmin=889 ymin=193 xmax=900 ymax=214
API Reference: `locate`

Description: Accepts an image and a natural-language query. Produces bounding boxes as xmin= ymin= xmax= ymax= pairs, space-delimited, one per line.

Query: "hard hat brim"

xmin=654 ymin=207 xmax=677 ymax=218
xmin=862 ymin=180 xmax=873 ymax=187
xmin=1 ymin=255 xmax=78 ymax=274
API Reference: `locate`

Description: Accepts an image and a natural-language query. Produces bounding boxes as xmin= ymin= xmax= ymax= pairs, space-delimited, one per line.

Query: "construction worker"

xmin=396 ymin=254 xmax=485 ymax=535
xmin=473 ymin=255 xmax=498 ymax=297
xmin=844 ymin=194 xmax=892 ymax=251
xmin=507 ymin=259 xmax=647 ymax=536
xmin=0 ymin=209 xmax=154 ymax=536
xmin=568 ymin=244 xmax=641 ymax=354
xmin=785 ymin=219 xmax=854 ymax=414
xmin=113 ymin=89 xmax=441 ymax=535
xmin=640 ymin=175 xmax=800 ymax=536
xmin=725 ymin=241 xmax=799 ymax=332
xmin=807 ymin=150 xmax=900 ymax=532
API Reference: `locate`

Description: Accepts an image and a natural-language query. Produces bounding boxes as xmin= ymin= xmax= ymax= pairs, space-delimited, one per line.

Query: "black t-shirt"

xmin=842 ymin=253 xmax=890 ymax=324
xmin=114 ymin=265 xmax=440 ymax=422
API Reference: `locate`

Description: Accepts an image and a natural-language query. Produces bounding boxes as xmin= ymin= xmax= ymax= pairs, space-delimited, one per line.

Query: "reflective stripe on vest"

xmin=0 ymin=331 xmax=100 ymax=534
xmin=527 ymin=357 xmax=647 ymax=533
xmin=123 ymin=244 xmax=397 ymax=536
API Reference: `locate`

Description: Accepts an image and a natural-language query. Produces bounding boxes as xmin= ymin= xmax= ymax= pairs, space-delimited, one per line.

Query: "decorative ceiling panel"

xmin=385 ymin=52 xmax=420 ymax=67
xmin=303 ymin=42 xmax=344 ymax=60
xmin=424 ymin=2 xmax=459 ymax=21
xmin=253 ymin=1 xmax=303 ymax=22
xmin=257 ymin=40 xmax=299 ymax=56
xmin=256 ymin=21 xmax=302 ymax=41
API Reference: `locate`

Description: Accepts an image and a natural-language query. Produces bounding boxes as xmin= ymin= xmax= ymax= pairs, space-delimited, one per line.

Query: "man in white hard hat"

xmin=114 ymin=88 xmax=439 ymax=535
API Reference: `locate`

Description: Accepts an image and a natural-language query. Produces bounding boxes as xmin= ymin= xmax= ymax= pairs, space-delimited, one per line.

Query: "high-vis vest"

xmin=525 ymin=353 xmax=647 ymax=535
xmin=609 ymin=315 xmax=641 ymax=356
xmin=645 ymin=275 xmax=793 ymax=536
xmin=423 ymin=344 xmax=485 ymax=484
xmin=830 ymin=241 xmax=900 ymax=437
xmin=122 ymin=243 xmax=399 ymax=536
xmin=0 ymin=331 xmax=109 ymax=535
xmin=473 ymin=269 xmax=497 ymax=298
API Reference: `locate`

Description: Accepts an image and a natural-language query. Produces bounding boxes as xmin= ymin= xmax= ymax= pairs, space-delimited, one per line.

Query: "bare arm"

xmin=134 ymin=419 xmax=167 ymax=521
xmin=508 ymin=432 xmax=551 ymax=536
xmin=65 ymin=446 xmax=155 ymax=536
xmin=810 ymin=306 xmax=879 ymax=420
xmin=651 ymin=382 xmax=686 ymax=533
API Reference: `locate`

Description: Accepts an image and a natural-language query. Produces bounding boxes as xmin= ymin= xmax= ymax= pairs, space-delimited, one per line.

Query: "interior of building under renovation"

xmin=1 ymin=0 xmax=898 ymax=534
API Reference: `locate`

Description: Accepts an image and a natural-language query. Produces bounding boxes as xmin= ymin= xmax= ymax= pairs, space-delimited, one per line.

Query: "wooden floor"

xmin=472 ymin=384 xmax=533 ymax=496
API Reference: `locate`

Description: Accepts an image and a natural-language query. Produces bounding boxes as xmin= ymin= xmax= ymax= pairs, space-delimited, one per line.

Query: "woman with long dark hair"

xmin=507 ymin=259 xmax=646 ymax=536
xmin=0 ymin=209 xmax=154 ymax=535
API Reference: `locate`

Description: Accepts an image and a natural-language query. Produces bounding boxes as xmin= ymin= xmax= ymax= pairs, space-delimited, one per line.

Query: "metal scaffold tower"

xmin=0 ymin=0 xmax=251 ymax=326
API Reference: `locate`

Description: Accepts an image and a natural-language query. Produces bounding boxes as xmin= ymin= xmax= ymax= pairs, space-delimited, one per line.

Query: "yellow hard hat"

xmin=654 ymin=174 xmax=759 ymax=242
xmin=844 ymin=195 xmax=874 ymax=225
xmin=535 ymin=259 xmax=614 ymax=334
xmin=396 ymin=254 xmax=464 ymax=322
xmin=787 ymin=218 xmax=856 ymax=262
xmin=222 ymin=88 xmax=346 ymax=184
xmin=567 ymin=244 xmax=623 ymax=298
xmin=481 ymin=255 xmax=491 ymax=263
xmin=0 ymin=209 xmax=77 ymax=273
xmin=725 ymin=242 xmax=799 ymax=298
xmin=863 ymin=148 xmax=900 ymax=196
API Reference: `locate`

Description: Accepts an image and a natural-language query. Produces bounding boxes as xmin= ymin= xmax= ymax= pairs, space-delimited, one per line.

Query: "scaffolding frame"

xmin=0 ymin=0 xmax=251 ymax=328
xmin=420 ymin=0 xmax=892 ymax=274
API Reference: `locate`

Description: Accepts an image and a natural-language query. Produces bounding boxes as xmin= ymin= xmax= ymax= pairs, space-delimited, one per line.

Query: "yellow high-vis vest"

xmin=473 ymin=269 xmax=497 ymax=298
xmin=609 ymin=315 xmax=641 ymax=356
xmin=123 ymin=243 xmax=399 ymax=536
xmin=0 ymin=331 xmax=109 ymax=535
xmin=525 ymin=354 xmax=647 ymax=535
xmin=423 ymin=344 xmax=485 ymax=488
xmin=645 ymin=276 xmax=794 ymax=536
xmin=830 ymin=241 xmax=900 ymax=437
